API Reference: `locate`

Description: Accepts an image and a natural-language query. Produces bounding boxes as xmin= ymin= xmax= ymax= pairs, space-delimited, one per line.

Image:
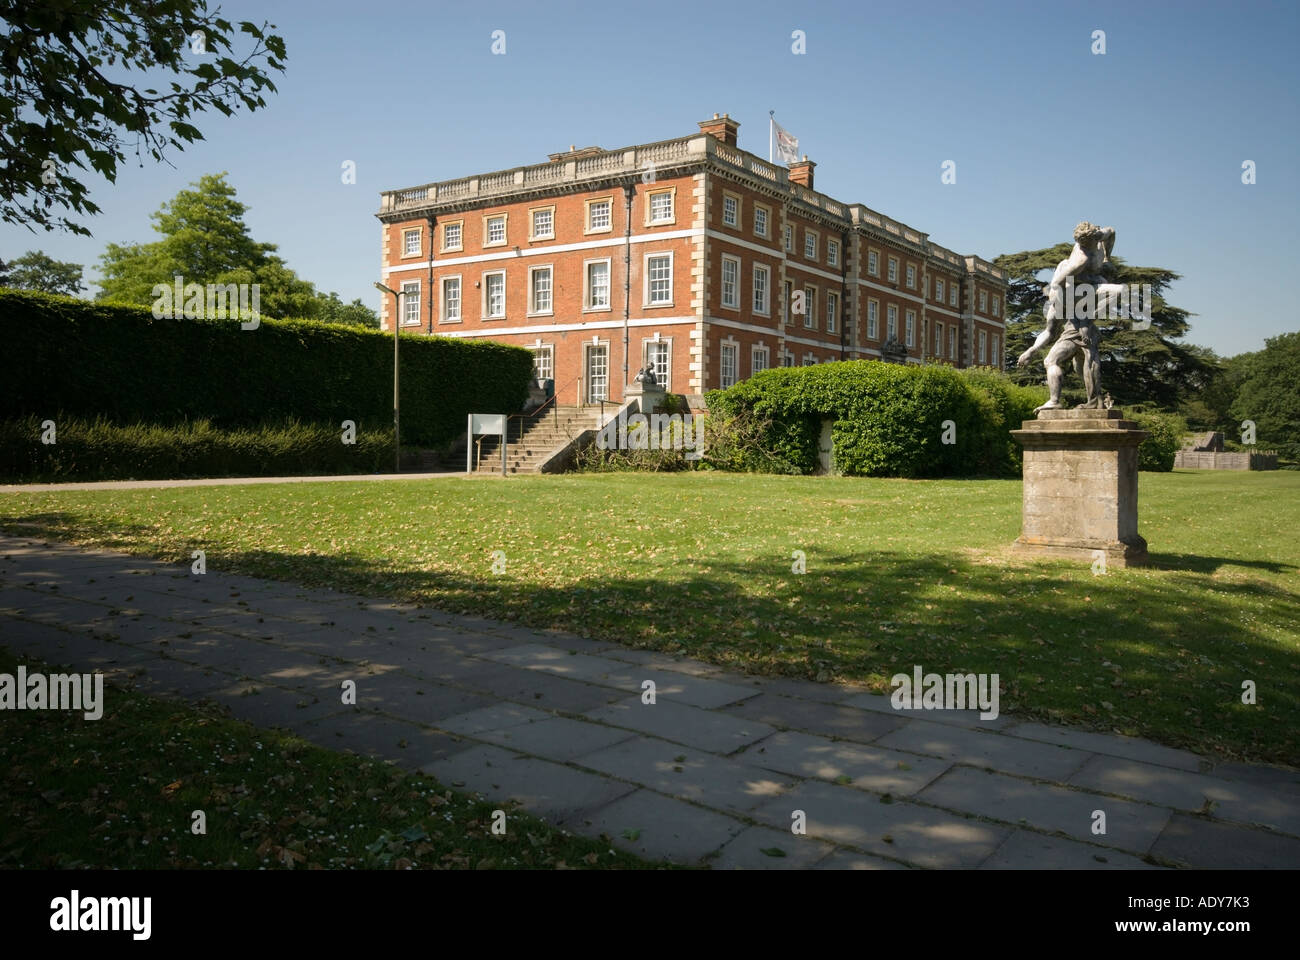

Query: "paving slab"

xmin=876 ymin=718 xmax=1093 ymax=781
xmin=840 ymin=691 xmax=1012 ymax=729
xmin=751 ymin=780 xmax=1010 ymax=869
xmin=101 ymin=655 xmax=234 ymax=700
xmin=744 ymin=675 xmax=868 ymax=704
xmin=725 ymin=692 xmax=903 ymax=744
xmin=422 ymin=744 xmax=637 ymax=824
xmin=979 ymin=829 xmax=1164 ymax=869
xmin=201 ymin=681 xmax=349 ymax=730
xmin=1210 ymin=760 xmax=1300 ymax=795
xmin=452 ymin=662 xmax=625 ymax=715
xmin=1002 ymin=721 xmax=1206 ymax=772
xmin=710 ymin=825 xmax=836 ymax=870
xmin=298 ymin=710 xmax=472 ymax=766
xmin=567 ymin=789 xmax=746 ymax=864
xmin=1148 ymin=814 xmax=1300 ymax=869
xmin=744 ymin=730 xmax=951 ymax=796
xmin=918 ymin=766 xmax=1171 ymax=853
xmin=575 ymin=736 xmax=793 ymax=814
xmin=190 ymin=611 xmax=327 ymax=639
xmin=814 ymin=849 xmax=910 ymax=869
xmin=475 ymin=716 xmax=635 ymax=762
xmin=585 ymin=698 xmax=776 ymax=753
xmin=6 ymin=623 xmax=156 ymax=670
xmin=436 ymin=703 xmax=554 ymax=736
xmin=1068 ymin=755 xmax=1300 ymax=837
xmin=356 ymin=673 xmax=501 ymax=727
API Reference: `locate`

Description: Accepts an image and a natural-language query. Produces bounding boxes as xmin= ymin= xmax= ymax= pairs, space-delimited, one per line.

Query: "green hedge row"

xmin=1123 ymin=408 xmax=1189 ymax=472
xmin=0 ymin=416 xmax=397 ymax=483
xmin=0 ymin=290 xmax=533 ymax=448
xmin=705 ymin=362 xmax=1047 ymax=477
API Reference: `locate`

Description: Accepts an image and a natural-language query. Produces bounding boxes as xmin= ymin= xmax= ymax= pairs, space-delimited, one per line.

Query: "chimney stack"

xmin=697 ymin=112 xmax=740 ymax=147
xmin=789 ymin=155 xmax=816 ymax=189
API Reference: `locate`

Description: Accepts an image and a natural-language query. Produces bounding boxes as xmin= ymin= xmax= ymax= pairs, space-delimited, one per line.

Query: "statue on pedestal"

xmin=1016 ymin=221 xmax=1129 ymax=412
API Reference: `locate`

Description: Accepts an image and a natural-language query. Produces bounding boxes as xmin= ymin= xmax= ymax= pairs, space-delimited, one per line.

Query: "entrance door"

xmin=586 ymin=344 xmax=608 ymax=403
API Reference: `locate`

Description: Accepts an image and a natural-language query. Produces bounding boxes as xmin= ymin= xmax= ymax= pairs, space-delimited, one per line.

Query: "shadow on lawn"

xmin=3 ymin=510 xmax=1298 ymax=766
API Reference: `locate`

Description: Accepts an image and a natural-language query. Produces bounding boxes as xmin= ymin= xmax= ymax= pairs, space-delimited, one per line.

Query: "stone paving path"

xmin=2 ymin=534 xmax=1298 ymax=869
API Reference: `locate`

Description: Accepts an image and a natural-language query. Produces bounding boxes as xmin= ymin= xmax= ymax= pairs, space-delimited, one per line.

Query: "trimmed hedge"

xmin=1123 ymin=408 xmax=1189 ymax=472
xmin=705 ymin=362 xmax=1046 ymax=478
xmin=0 ymin=416 xmax=397 ymax=483
xmin=0 ymin=290 xmax=532 ymax=448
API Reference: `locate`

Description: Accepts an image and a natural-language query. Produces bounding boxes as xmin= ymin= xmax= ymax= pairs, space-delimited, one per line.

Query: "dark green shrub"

xmin=0 ymin=290 xmax=532 ymax=448
xmin=1123 ymin=407 xmax=1189 ymax=472
xmin=0 ymin=416 xmax=396 ymax=482
xmin=706 ymin=361 xmax=1047 ymax=478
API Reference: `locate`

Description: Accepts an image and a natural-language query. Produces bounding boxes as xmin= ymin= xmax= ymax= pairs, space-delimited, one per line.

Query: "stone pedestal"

xmin=625 ymin=382 xmax=666 ymax=416
xmin=1010 ymin=409 xmax=1149 ymax=567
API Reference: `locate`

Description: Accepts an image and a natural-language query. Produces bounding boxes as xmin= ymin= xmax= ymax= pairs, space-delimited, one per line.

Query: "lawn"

xmin=2 ymin=469 xmax=1297 ymax=765
xmin=0 ymin=646 xmax=656 ymax=870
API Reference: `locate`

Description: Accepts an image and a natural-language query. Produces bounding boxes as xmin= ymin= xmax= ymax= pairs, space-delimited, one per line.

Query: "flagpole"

xmin=769 ymin=110 xmax=774 ymax=164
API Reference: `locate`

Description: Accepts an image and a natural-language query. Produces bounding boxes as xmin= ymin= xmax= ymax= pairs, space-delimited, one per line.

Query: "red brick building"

xmin=376 ymin=113 xmax=1008 ymax=407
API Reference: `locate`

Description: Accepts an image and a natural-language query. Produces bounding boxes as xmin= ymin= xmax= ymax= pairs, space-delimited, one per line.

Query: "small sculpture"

xmin=633 ymin=365 xmax=658 ymax=386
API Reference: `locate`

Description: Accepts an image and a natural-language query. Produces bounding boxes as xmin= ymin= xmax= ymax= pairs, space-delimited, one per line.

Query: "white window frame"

xmin=803 ymin=286 xmax=816 ymax=329
xmin=719 ymin=341 xmax=738 ymax=389
xmin=752 ymin=263 xmax=771 ymax=315
xmin=992 ymin=295 xmax=1001 ymax=317
xmin=585 ymin=341 xmax=609 ymax=402
xmin=720 ymin=254 xmax=741 ymax=310
xmin=935 ymin=278 xmax=945 ymax=303
xmin=949 ymin=326 xmax=957 ymax=359
xmin=905 ymin=309 xmax=916 ymax=347
xmin=804 ymin=229 xmax=818 ymax=262
xmin=887 ymin=256 xmax=898 ymax=283
xmin=753 ymin=203 xmax=770 ymax=238
xmin=441 ymin=274 xmax=462 ymax=324
xmin=483 ymin=214 xmax=508 ymax=248
xmin=751 ymin=344 xmax=769 ymax=375
xmin=482 ymin=270 xmax=506 ymax=320
xmin=646 ymin=187 xmax=676 ymax=226
xmin=827 ymin=239 xmax=839 ymax=268
xmin=950 ymin=284 xmax=958 ymax=307
xmin=531 ymin=344 xmax=554 ymax=382
xmin=402 ymin=227 xmax=422 ymax=258
xmin=528 ymin=264 xmax=554 ymax=316
xmin=826 ymin=291 xmax=838 ymax=334
xmin=992 ymin=334 xmax=1001 ymax=367
xmin=887 ymin=304 xmax=898 ymax=340
xmin=400 ymin=280 xmax=421 ymax=327
xmin=867 ymin=299 xmax=879 ymax=339
xmin=441 ymin=220 xmax=463 ymax=253
xmin=935 ymin=321 xmax=944 ymax=357
xmin=868 ymin=249 xmax=879 ymax=277
xmin=644 ymin=337 xmax=672 ymax=392
xmin=585 ymin=197 xmax=613 ymax=235
xmin=979 ymin=290 xmax=988 ymax=312
xmin=584 ymin=257 xmax=612 ymax=312
xmin=784 ymin=224 xmax=794 ymax=252
xmin=644 ymin=251 xmax=674 ymax=307
xmin=906 ymin=264 xmax=916 ymax=289
xmin=979 ymin=329 xmax=988 ymax=364
xmin=530 ymin=205 xmax=556 ymax=241
xmin=722 ymin=191 xmax=741 ymax=228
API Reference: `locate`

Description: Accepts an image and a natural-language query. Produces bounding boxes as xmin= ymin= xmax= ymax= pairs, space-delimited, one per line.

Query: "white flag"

xmin=772 ymin=118 xmax=800 ymax=166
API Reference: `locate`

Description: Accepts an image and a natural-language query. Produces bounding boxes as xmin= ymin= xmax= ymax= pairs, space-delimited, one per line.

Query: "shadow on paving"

xmin=3 ymin=510 xmax=1297 ymax=767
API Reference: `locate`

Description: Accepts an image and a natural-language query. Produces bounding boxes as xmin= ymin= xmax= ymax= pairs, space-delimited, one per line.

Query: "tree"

xmin=96 ymin=172 xmax=316 ymax=319
xmin=315 ymin=292 xmax=380 ymax=329
xmin=2 ymin=249 xmax=84 ymax=295
xmin=1228 ymin=332 xmax=1300 ymax=459
xmin=0 ymin=1 xmax=286 ymax=236
xmin=995 ymin=244 xmax=1214 ymax=409
xmin=0 ymin=257 xmax=9 ymax=286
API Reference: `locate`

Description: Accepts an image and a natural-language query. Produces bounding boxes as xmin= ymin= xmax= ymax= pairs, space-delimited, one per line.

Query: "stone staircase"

xmin=470 ymin=405 xmax=605 ymax=475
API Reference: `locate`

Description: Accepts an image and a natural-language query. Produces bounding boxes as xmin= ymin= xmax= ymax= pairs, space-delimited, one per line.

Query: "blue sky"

xmin=4 ymin=0 xmax=1297 ymax=356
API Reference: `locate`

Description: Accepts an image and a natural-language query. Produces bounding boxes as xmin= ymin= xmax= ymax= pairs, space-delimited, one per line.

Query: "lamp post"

xmin=374 ymin=282 xmax=403 ymax=473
